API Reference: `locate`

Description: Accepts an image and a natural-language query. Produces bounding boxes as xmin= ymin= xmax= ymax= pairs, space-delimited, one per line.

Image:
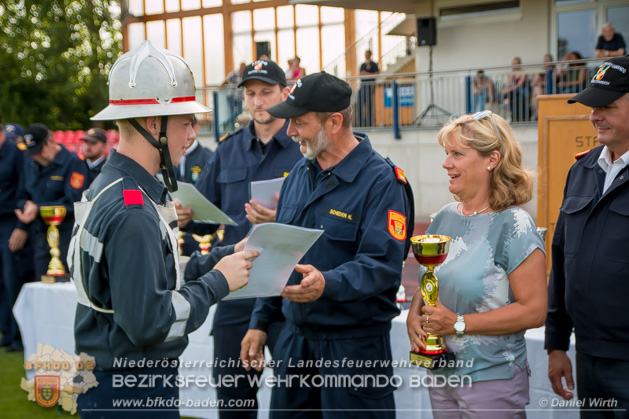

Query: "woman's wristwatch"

xmin=454 ymin=314 xmax=466 ymax=337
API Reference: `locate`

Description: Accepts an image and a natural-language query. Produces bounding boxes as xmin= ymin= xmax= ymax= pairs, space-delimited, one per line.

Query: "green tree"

xmin=0 ymin=0 xmax=121 ymax=130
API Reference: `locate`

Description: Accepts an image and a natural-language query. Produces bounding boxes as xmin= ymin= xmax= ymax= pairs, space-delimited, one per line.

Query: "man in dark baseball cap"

xmin=181 ymin=57 xmax=302 ymax=417
xmin=23 ymin=123 xmax=51 ymax=157
xmin=81 ymin=128 xmax=108 ymax=183
xmin=545 ymin=55 xmax=629 ymax=415
xmin=15 ymin=122 xmax=88 ymax=283
xmin=568 ymin=56 xmax=629 ymax=107
xmin=3 ymin=122 xmax=25 ymax=144
xmin=242 ymin=70 xmax=413 ymax=417
xmin=266 ymin=71 xmax=352 ymax=119
xmin=237 ymin=59 xmax=286 ymax=88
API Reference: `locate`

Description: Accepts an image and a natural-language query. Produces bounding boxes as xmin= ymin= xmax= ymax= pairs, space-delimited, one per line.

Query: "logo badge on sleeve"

xmin=388 ymin=210 xmax=407 ymax=241
xmin=70 ymin=172 xmax=85 ymax=189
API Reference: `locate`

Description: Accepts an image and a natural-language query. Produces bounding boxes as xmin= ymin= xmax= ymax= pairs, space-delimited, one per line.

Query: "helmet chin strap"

xmin=129 ymin=117 xmax=178 ymax=192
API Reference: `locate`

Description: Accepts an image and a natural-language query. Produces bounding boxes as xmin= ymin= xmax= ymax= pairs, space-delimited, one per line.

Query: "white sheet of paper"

xmin=250 ymin=177 xmax=286 ymax=210
xmin=224 ymin=223 xmax=324 ymax=300
xmin=170 ymin=181 xmax=237 ymax=226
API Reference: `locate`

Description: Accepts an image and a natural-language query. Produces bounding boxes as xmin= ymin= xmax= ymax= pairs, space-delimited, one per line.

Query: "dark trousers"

xmin=269 ymin=323 xmax=396 ymax=419
xmin=356 ymin=85 xmax=376 ymax=127
xmin=77 ymin=366 xmax=180 ymax=419
xmin=212 ymin=308 xmax=283 ymax=419
xmin=576 ymin=352 xmax=629 ymax=418
xmin=0 ymin=221 xmax=24 ymax=346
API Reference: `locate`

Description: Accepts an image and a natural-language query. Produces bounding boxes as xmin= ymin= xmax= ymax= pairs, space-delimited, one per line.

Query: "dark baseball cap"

xmin=3 ymin=123 xmax=24 ymax=141
xmin=82 ymin=127 xmax=107 ymax=143
xmin=238 ymin=60 xmax=286 ymax=87
xmin=568 ymin=56 xmax=629 ymax=107
xmin=23 ymin=123 xmax=51 ymax=156
xmin=266 ymin=72 xmax=352 ymax=119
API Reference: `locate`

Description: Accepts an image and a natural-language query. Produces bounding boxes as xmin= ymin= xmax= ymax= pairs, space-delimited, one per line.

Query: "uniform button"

xmin=620 ymin=176 xmax=624 ymax=180
xmin=599 ymin=170 xmax=603 ymax=173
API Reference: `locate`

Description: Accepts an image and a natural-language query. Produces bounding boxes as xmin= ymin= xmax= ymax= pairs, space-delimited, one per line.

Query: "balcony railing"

xmin=198 ymin=57 xmax=606 ymax=142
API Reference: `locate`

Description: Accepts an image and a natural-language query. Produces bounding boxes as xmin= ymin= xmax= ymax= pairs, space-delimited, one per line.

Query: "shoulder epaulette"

xmin=121 ymin=177 xmax=144 ymax=206
xmin=575 ymin=149 xmax=592 ymax=160
xmin=123 ymin=190 xmax=143 ymax=206
xmin=219 ymin=127 xmax=244 ymax=142
xmin=385 ymin=157 xmax=407 ymax=184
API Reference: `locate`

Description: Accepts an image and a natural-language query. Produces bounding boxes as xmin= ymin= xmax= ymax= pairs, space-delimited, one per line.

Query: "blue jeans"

xmin=472 ymin=93 xmax=489 ymax=112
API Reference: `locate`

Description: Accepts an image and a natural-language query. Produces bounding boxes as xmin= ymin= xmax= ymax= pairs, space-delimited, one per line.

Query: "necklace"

xmin=458 ymin=203 xmax=490 ymax=216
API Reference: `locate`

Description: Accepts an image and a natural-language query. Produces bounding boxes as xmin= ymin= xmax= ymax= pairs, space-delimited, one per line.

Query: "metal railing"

xmin=197 ymin=57 xmax=606 ymax=142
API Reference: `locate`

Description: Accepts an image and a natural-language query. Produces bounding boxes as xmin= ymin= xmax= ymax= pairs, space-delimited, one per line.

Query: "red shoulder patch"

xmin=394 ymin=167 xmax=407 ymax=184
xmin=575 ymin=149 xmax=592 ymax=160
xmin=388 ymin=210 xmax=407 ymax=241
xmin=123 ymin=190 xmax=143 ymax=206
xmin=70 ymin=172 xmax=85 ymax=189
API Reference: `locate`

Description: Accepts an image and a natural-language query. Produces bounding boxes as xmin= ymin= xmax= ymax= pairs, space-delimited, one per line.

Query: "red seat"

xmin=53 ymin=130 xmax=65 ymax=143
xmin=62 ymin=130 xmax=74 ymax=144
xmin=106 ymin=129 xmax=119 ymax=143
xmin=73 ymin=130 xmax=85 ymax=143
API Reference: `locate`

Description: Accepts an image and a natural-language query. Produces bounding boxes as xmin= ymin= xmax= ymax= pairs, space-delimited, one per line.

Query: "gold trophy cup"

xmin=410 ymin=234 xmax=452 ymax=369
xmin=40 ymin=206 xmax=69 ymax=283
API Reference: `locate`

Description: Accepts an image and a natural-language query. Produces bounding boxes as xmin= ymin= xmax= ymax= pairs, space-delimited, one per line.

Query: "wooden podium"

xmin=537 ymin=94 xmax=598 ymax=275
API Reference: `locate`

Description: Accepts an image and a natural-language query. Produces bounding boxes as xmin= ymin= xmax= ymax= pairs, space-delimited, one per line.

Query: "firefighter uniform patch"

xmin=394 ymin=167 xmax=407 ymax=184
xmin=70 ymin=172 xmax=85 ymax=189
xmin=388 ymin=210 xmax=407 ymax=241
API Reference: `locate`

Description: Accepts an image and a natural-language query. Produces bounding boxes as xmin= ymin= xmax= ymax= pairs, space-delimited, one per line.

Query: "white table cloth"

xmin=14 ymin=282 xmax=578 ymax=418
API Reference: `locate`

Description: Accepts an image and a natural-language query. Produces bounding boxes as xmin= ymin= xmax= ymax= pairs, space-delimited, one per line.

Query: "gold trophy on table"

xmin=410 ymin=234 xmax=452 ymax=369
xmin=40 ymin=205 xmax=69 ymax=283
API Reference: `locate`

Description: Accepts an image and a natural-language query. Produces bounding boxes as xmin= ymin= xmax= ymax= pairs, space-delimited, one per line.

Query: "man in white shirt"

xmin=546 ymin=56 xmax=629 ymax=418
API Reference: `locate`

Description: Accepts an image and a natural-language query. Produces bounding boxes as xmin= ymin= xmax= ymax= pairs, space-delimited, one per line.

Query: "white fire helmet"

xmin=92 ymin=41 xmax=209 ymax=121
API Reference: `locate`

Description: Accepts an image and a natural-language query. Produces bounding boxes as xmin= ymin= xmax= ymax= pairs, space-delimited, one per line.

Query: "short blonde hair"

xmin=437 ymin=113 xmax=533 ymax=211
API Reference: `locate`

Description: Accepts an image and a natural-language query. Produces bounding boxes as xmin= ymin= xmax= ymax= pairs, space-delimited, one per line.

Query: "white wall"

xmin=367 ymin=126 xmax=540 ymax=223
xmin=199 ymin=126 xmax=541 ymax=224
xmin=414 ymin=0 xmax=552 ymax=72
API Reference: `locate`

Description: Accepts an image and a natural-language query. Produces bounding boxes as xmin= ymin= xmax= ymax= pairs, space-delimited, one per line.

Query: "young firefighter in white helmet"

xmin=69 ymin=41 xmax=259 ymax=418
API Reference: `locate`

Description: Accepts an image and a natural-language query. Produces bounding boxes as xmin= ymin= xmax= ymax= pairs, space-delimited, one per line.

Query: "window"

xmin=553 ymin=1 xmax=629 ymax=60
xmin=557 ymin=9 xmax=596 ymax=58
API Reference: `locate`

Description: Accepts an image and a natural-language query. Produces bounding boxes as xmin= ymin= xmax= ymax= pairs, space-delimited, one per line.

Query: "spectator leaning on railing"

xmin=595 ymin=23 xmax=626 ymax=58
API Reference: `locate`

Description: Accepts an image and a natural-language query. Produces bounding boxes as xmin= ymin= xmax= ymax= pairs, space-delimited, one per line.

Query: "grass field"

xmin=0 ymin=346 xmax=74 ymax=418
xmin=0 ymin=338 xmax=195 ymax=418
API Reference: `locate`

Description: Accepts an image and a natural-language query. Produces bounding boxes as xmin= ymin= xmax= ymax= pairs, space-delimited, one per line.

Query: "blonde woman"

xmin=407 ymin=111 xmax=547 ymax=418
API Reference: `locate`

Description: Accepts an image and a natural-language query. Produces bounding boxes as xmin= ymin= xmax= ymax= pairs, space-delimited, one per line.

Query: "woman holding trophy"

xmin=406 ymin=111 xmax=547 ymax=417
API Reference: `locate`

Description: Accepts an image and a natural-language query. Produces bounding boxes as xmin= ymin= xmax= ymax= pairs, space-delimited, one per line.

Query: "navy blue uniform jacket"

xmin=16 ymin=145 xmax=88 ymax=234
xmin=250 ymin=135 xmax=411 ymax=338
xmin=192 ymin=121 xmax=302 ymax=326
xmin=74 ymin=150 xmax=233 ymax=370
xmin=545 ymin=145 xmax=629 ymax=361
xmin=176 ymin=141 xmax=214 ymax=184
xmin=0 ymin=139 xmax=24 ymax=223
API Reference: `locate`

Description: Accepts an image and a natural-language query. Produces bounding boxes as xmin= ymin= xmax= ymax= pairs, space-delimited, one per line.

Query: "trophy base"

xmin=410 ymin=349 xmax=454 ymax=370
xmin=41 ymin=274 xmax=70 ymax=284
